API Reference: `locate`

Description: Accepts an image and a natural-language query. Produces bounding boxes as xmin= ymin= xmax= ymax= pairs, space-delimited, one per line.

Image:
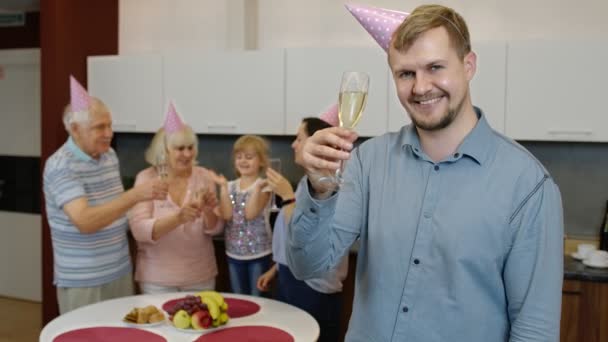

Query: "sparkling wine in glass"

xmin=265 ymin=158 xmax=282 ymax=212
xmin=329 ymin=71 xmax=369 ymax=186
xmin=156 ymin=154 xmax=169 ymax=206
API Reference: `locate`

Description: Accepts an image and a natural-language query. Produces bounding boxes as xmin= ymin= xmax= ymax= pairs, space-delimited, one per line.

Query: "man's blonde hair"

xmin=392 ymin=4 xmax=471 ymax=59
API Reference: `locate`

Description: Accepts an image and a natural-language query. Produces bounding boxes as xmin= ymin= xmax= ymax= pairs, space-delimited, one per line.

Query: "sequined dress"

xmin=224 ymin=179 xmax=272 ymax=260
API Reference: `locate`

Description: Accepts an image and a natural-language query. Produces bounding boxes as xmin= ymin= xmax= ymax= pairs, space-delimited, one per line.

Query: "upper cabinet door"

xmin=163 ymin=50 xmax=285 ymax=135
xmin=470 ymin=41 xmax=506 ymax=134
xmin=87 ymin=55 xmax=163 ymax=132
xmin=389 ymin=41 xmax=507 ymax=134
xmin=0 ymin=49 xmax=40 ymax=157
xmin=506 ymin=41 xmax=608 ymax=142
xmin=285 ymin=47 xmax=389 ymax=137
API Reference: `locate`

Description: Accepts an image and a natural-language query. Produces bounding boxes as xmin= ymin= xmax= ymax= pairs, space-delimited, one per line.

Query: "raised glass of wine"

xmin=322 ymin=71 xmax=369 ymax=188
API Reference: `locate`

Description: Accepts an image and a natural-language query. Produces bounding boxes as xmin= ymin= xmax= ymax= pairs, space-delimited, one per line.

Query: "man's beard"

xmin=408 ymin=94 xmax=464 ymax=131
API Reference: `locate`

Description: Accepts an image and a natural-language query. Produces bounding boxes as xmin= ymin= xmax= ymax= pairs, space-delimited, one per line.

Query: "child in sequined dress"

xmin=213 ymin=135 xmax=273 ymax=296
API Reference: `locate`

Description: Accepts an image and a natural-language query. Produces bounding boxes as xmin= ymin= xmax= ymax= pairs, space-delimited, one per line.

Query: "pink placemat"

xmin=53 ymin=327 xmax=166 ymax=342
xmin=194 ymin=326 xmax=294 ymax=342
xmin=162 ymin=297 xmax=261 ymax=318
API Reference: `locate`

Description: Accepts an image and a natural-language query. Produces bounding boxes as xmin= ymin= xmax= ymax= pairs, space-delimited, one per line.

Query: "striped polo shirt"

xmin=43 ymin=138 xmax=132 ymax=287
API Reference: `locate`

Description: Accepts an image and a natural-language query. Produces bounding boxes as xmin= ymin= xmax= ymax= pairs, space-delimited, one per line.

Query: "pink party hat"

xmin=70 ymin=75 xmax=90 ymax=112
xmin=319 ymin=103 xmax=339 ymax=127
xmin=163 ymin=101 xmax=186 ymax=134
xmin=345 ymin=3 xmax=408 ymax=52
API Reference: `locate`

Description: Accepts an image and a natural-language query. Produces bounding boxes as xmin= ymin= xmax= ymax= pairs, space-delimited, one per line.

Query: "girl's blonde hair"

xmin=144 ymin=125 xmax=199 ymax=166
xmin=232 ymin=135 xmax=269 ymax=177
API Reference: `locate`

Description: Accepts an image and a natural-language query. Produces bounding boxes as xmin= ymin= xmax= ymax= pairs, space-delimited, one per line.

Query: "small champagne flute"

xmin=156 ymin=154 xmax=170 ymax=207
xmin=320 ymin=71 xmax=369 ymax=188
xmin=266 ymin=158 xmax=282 ymax=212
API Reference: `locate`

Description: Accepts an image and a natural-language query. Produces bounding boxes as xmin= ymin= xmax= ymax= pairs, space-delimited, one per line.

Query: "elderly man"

xmin=43 ymin=77 xmax=168 ymax=314
xmin=287 ymin=4 xmax=563 ymax=342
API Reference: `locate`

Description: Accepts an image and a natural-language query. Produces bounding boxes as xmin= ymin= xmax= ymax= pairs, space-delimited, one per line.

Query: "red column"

xmin=40 ymin=0 xmax=118 ymax=324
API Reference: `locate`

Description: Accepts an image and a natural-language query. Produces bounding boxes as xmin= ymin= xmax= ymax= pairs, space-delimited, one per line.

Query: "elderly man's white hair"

xmin=62 ymin=97 xmax=109 ymax=132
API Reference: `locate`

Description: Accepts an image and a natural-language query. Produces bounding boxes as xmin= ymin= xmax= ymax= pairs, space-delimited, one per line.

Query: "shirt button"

xmin=414 ymin=259 xmax=420 ymax=265
xmin=454 ymin=153 xmax=460 ymax=158
xmin=309 ymin=207 xmax=317 ymax=213
xmin=434 ymin=165 xmax=439 ymax=171
xmin=402 ymin=306 xmax=409 ymax=313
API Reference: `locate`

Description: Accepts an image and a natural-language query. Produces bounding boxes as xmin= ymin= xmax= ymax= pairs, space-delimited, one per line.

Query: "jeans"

xmin=227 ymin=254 xmax=272 ymax=296
xmin=277 ymin=264 xmax=342 ymax=342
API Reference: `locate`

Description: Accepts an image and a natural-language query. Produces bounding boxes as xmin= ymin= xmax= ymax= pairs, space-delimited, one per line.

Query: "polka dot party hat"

xmin=70 ymin=75 xmax=90 ymax=113
xmin=163 ymin=101 xmax=186 ymax=134
xmin=345 ymin=3 xmax=408 ymax=52
xmin=319 ymin=103 xmax=339 ymax=127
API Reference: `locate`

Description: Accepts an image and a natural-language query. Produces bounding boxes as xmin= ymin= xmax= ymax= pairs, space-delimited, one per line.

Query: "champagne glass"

xmin=155 ymin=154 xmax=170 ymax=207
xmin=321 ymin=71 xmax=369 ymax=187
xmin=264 ymin=158 xmax=282 ymax=212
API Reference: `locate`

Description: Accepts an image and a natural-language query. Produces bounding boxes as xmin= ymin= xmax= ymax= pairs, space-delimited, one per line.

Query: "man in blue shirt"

xmin=287 ymin=4 xmax=563 ymax=341
xmin=44 ymin=80 xmax=168 ymax=314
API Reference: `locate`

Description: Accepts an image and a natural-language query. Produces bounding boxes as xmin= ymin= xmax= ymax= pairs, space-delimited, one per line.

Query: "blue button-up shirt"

xmin=287 ymin=110 xmax=564 ymax=342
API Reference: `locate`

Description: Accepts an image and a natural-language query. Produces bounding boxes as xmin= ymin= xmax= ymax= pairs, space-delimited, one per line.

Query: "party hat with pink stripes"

xmin=345 ymin=3 xmax=408 ymax=52
xmin=163 ymin=101 xmax=186 ymax=134
xmin=70 ymin=75 xmax=90 ymax=112
xmin=319 ymin=103 xmax=339 ymax=127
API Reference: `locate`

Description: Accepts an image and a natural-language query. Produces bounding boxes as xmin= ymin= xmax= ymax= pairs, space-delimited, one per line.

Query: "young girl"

xmin=214 ymin=135 xmax=273 ymax=296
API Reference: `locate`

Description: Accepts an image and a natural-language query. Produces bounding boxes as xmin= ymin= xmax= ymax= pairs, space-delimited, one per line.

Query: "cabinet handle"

xmin=547 ymin=129 xmax=592 ymax=136
xmin=207 ymin=124 xmax=237 ymax=131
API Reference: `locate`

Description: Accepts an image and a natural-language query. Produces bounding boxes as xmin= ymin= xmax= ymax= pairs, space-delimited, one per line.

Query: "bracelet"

xmin=281 ymin=198 xmax=296 ymax=206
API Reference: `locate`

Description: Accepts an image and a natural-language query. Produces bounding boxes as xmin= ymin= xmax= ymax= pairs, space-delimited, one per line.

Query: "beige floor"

xmin=0 ymin=297 xmax=41 ymax=342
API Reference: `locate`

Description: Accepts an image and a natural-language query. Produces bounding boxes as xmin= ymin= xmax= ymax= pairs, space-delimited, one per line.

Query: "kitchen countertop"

xmin=564 ymin=256 xmax=608 ymax=282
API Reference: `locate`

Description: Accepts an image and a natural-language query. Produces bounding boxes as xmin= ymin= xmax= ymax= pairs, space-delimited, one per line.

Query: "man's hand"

xmin=301 ymin=127 xmax=358 ymax=195
xmin=133 ymin=179 xmax=168 ymax=202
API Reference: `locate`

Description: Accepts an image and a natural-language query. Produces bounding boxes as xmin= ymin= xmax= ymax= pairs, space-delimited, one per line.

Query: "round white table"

xmin=40 ymin=292 xmax=319 ymax=342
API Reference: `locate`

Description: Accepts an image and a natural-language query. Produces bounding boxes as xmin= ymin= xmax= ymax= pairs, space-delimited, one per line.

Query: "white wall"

xmin=0 ymin=48 xmax=41 ymax=301
xmin=120 ymin=0 xmax=608 ymax=52
xmin=119 ymin=0 xmax=249 ymax=53
xmin=0 ymin=49 xmax=40 ymax=157
xmin=0 ymin=211 xmax=41 ymax=301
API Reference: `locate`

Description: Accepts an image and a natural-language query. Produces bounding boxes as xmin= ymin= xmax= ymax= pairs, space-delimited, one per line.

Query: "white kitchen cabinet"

xmin=285 ymin=47 xmax=389 ymax=137
xmin=388 ymin=41 xmax=506 ymax=134
xmin=87 ymin=54 xmax=163 ymax=132
xmin=163 ymin=50 xmax=285 ymax=135
xmin=506 ymin=41 xmax=608 ymax=142
xmin=0 ymin=49 xmax=40 ymax=156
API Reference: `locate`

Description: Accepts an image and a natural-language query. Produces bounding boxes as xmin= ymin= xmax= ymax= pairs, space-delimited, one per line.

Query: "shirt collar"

xmin=399 ymin=107 xmax=496 ymax=165
xmin=66 ymin=137 xmax=95 ymax=162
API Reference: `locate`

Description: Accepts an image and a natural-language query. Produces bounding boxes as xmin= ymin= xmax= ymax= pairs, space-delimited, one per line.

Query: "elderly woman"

xmin=128 ymin=104 xmax=223 ymax=294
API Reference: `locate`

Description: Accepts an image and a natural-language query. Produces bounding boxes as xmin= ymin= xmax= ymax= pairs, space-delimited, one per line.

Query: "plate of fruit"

xmin=165 ymin=291 xmax=229 ymax=332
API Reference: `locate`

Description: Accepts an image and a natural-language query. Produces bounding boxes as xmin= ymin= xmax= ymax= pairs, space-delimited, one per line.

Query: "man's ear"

xmin=69 ymin=122 xmax=80 ymax=138
xmin=463 ymin=51 xmax=477 ymax=81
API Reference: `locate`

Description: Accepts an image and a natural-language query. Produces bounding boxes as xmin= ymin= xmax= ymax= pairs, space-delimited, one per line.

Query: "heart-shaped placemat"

xmin=53 ymin=326 xmax=166 ymax=342
xmin=193 ymin=325 xmax=294 ymax=342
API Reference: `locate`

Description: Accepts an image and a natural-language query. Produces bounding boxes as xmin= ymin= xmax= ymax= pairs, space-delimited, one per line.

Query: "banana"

xmin=197 ymin=291 xmax=225 ymax=308
xmin=212 ymin=318 xmax=221 ymax=327
xmin=220 ymin=301 xmax=228 ymax=312
xmin=200 ymin=296 xmax=220 ymax=320
xmin=219 ymin=312 xmax=229 ymax=324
